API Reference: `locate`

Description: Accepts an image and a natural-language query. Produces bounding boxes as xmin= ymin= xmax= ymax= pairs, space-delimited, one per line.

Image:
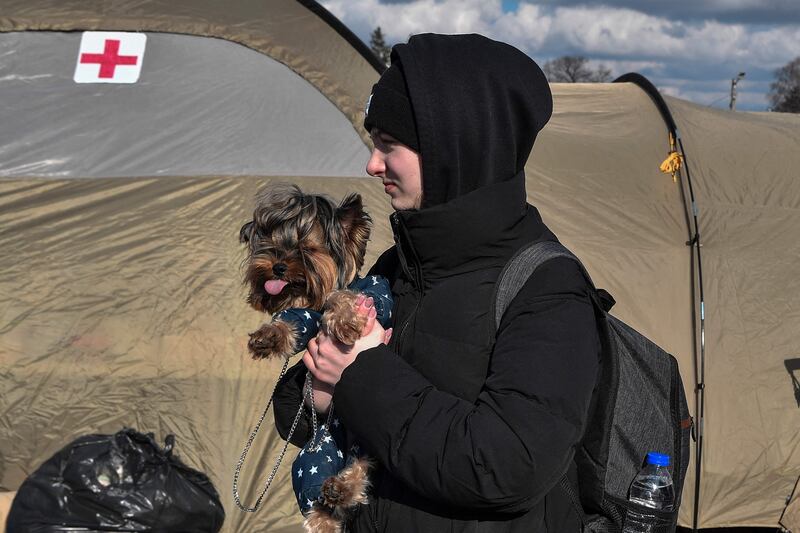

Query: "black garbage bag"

xmin=7 ymin=428 xmax=225 ymax=533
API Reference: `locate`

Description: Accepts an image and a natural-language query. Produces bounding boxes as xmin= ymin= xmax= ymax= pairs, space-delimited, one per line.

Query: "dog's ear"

xmin=239 ymin=221 xmax=254 ymax=244
xmin=336 ymin=194 xmax=372 ymax=273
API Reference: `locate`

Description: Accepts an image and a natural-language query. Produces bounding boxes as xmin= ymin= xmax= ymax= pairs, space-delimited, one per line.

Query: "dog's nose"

xmin=272 ymin=263 xmax=288 ymax=277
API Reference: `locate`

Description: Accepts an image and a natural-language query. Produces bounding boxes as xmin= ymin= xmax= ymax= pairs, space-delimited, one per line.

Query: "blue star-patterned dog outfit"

xmin=291 ymin=416 xmax=367 ymax=514
xmin=283 ymin=275 xmax=392 ymax=514
xmin=273 ymin=275 xmax=393 ymax=354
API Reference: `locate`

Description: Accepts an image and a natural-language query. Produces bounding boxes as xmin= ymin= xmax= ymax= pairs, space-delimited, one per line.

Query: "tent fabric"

xmin=0 ymin=175 xmax=391 ymax=533
xmin=667 ymin=97 xmax=800 ymax=527
xmin=2 ymin=1 xmax=800 ymax=530
xmin=527 ymin=84 xmax=800 ymax=528
xmin=2 ymin=85 xmax=798 ymax=531
xmin=0 ymin=0 xmax=379 ymax=146
xmin=0 ymin=31 xmax=369 ymax=178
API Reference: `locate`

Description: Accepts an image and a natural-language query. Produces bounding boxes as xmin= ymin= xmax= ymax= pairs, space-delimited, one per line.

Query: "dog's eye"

xmin=253 ymin=241 xmax=275 ymax=254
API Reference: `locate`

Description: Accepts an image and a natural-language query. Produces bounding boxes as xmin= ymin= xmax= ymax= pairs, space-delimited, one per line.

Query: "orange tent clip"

xmin=660 ymin=133 xmax=684 ymax=183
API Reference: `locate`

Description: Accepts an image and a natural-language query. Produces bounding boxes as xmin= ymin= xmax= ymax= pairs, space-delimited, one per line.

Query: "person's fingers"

xmin=362 ymin=305 xmax=377 ymax=335
xmin=355 ymin=295 xmax=374 ymax=316
xmin=314 ymin=331 xmax=328 ymax=346
xmin=360 ymin=300 xmax=375 ymax=335
xmin=307 ymin=337 xmax=318 ymax=360
xmin=302 ymin=350 xmax=317 ymax=376
xmin=306 ymin=340 xmax=336 ymax=383
xmin=316 ymin=330 xmax=352 ymax=364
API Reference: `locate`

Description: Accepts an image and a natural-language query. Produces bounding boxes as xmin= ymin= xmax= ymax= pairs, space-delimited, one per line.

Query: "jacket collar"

xmin=391 ymin=172 xmax=547 ymax=285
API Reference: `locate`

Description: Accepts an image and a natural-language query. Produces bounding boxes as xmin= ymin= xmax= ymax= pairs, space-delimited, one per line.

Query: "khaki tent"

xmin=1 ymin=1 xmax=799 ymax=531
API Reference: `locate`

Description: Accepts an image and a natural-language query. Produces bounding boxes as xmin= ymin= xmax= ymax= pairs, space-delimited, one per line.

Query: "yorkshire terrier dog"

xmin=240 ymin=184 xmax=376 ymax=359
xmin=238 ymin=183 xmax=391 ymax=533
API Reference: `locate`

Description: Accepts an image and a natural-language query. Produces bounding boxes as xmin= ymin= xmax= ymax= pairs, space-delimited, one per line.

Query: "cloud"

xmin=322 ymin=0 xmax=504 ymax=42
xmin=600 ymin=59 xmax=666 ymax=77
xmin=530 ymin=0 xmax=800 ymax=25
xmin=523 ymin=5 xmax=798 ymax=70
xmin=321 ymin=0 xmax=800 ymax=110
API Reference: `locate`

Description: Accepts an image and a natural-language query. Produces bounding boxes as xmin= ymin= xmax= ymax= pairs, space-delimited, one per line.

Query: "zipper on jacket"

xmin=390 ymin=212 xmax=423 ymax=288
xmin=389 ymin=212 xmax=424 ymax=355
xmin=390 ymin=212 xmax=416 ymax=284
xmin=395 ymin=293 xmax=421 ymax=355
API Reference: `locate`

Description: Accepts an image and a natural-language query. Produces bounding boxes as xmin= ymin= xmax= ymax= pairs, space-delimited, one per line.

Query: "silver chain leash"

xmin=305 ymin=372 xmax=335 ymax=452
xmin=233 ymin=357 xmax=297 ymax=512
xmin=232 ymin=361 xmax=334 ymax=512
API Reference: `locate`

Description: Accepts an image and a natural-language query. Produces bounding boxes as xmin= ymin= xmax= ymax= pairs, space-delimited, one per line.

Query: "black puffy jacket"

xmin=275 ymin=34 xmax=601 ymax=532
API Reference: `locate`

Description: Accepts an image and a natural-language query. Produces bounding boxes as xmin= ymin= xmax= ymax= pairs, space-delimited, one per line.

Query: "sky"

xmin=320 ymin=0 xmax=800 ymax=111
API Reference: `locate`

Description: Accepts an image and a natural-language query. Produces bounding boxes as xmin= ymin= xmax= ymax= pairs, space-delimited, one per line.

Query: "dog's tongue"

xmin=264 ymin=280 xmax=289 ymax=295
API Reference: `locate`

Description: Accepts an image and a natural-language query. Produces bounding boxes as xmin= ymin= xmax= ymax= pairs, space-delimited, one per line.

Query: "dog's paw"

xmin=248 ymin=320 xmax=297 ymax=359
xmin=303 ymin=504 xmax=342 ymax=533
xmin=321 ymin=291 xmax=368 ymax=345
xmin=319 ymin=457 xmax=372 ymax=510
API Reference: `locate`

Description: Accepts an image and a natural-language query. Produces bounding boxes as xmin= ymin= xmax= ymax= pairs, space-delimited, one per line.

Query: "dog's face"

xmin=240 ymin=184 xmax=371 ymax=314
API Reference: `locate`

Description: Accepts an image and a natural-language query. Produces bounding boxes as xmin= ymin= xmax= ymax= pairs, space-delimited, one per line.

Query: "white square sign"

xmin=73 ymin=32 xmax=146 ymax=84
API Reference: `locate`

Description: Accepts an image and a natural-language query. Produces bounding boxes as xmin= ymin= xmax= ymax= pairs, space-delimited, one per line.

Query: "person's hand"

xmin=303 ymin=296 xmax=392 ymax=389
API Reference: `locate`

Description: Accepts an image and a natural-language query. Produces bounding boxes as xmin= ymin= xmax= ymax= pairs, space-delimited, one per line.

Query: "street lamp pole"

xmin=729 ymin=72 xmax=746 ymax=110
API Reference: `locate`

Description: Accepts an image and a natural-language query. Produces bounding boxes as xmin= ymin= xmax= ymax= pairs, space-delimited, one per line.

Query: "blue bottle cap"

xmin=646 ymin=452 xmax=670 ymax=467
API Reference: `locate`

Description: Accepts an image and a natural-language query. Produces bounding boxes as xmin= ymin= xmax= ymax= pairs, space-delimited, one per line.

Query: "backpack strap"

xmin=492 ymin=240 xmax=606 ymax=533
xmin=493 ymin=240 xmax=598 ymax=331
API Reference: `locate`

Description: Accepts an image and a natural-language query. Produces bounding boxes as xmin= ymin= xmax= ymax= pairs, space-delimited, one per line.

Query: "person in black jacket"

xmin=276 ymin=33 xmax=601 ymax=532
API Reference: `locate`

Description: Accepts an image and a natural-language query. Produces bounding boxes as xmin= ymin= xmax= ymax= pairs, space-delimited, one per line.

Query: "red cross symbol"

xmin=79 ymin=39 xmax=138 ymax=79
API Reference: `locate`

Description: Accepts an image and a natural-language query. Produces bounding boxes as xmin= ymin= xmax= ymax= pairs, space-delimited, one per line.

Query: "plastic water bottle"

xmin=622 ymin=452 xmax=675 ymax=533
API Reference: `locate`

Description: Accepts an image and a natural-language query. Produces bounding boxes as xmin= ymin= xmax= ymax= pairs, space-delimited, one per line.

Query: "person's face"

xmin=366 ymin=129 xmax=423 ymax=211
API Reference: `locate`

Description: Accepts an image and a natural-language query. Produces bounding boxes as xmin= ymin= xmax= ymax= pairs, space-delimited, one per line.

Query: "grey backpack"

xmin=493 ymin=240 xmax=692 ymax=533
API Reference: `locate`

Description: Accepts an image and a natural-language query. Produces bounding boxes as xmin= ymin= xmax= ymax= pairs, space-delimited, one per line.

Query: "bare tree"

xmin=369 ymin=27 xmax=392 ymax=68
xmin=768 ymin=56 xmax=800 ymax=113
xmin=543 ymin=56 xmax=612 ymax=83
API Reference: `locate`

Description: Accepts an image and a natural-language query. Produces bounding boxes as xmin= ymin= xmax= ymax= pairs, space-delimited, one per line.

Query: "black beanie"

xmin=363 ymin=58 xmax=419 ymax=152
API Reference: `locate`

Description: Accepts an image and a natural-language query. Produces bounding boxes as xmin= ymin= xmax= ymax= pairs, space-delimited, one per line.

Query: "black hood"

xmin=391 ymin=33 xmax=552 ymax=208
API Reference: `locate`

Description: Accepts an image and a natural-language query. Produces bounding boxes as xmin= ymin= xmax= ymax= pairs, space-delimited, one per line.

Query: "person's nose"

xmin=366 ymin=147 xmax=385 ymax=178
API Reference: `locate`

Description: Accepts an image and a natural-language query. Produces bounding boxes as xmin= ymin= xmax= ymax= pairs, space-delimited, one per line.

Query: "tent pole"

xmin=613 ymin=73 xmax=707 ymax=532
xmin=678 ymin=133 xmax=706 ymax=533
